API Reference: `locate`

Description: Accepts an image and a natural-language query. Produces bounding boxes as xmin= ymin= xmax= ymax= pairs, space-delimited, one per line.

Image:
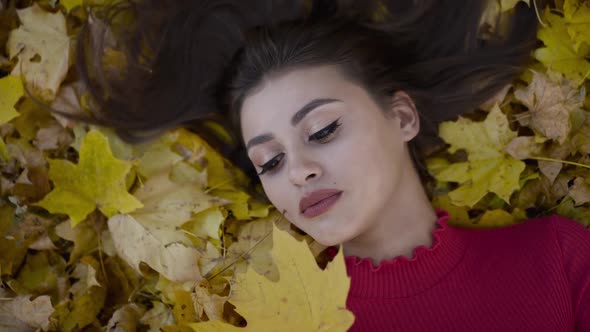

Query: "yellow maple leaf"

xmin=59 ymin=0 xmax=83 ymax=12
xmin=6 ymin=3 xmax=70 ymax=101
xmin=534 ymin=7 xmax=590 ymax=83
xmin=563 ymin=0 xmax=590 ymax=52
xmin=189 ymin=223 xmax=355 ymax=332
xmin=433 ymin=104 xmax=526 ymax=207
xmin=33 ymin=130 xmax=143 ymax=226
xmin=0 ymin=75 xmax=23 ymax=125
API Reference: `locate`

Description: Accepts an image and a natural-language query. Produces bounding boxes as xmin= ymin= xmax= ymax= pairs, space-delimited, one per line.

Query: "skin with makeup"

xmin=241 ymin=65 xmax=438 ymax=266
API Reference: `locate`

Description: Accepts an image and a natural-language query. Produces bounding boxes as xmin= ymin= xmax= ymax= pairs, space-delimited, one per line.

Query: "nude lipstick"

xmin=299 ymin=189 xmax=343 ymax=219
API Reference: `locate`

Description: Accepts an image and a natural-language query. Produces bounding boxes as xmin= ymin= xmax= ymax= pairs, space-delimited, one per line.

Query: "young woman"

xmin=64 ymin=0 xmax=590 ymax=330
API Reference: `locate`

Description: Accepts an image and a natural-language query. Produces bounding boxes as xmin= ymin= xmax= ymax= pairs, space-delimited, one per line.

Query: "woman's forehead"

xmin=241 ymin=65 xmax=355 ymax=119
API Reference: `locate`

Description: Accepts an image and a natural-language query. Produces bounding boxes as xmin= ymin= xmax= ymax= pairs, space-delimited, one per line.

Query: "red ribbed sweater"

xmin=329 ymin=208 xmax=590 ymax=332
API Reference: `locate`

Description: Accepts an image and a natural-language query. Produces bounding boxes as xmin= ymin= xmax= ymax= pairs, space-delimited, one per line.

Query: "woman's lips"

xmin=300 ymin=191 xmax=343 ymax=218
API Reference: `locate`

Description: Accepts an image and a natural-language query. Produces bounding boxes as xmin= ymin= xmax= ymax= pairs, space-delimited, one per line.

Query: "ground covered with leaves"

xmin=0 ymin=0 xmax=589 ymax=331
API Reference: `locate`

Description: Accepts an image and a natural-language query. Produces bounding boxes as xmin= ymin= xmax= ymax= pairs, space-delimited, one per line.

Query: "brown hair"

xmin=56 ymin=0 xmax=543 ymax=191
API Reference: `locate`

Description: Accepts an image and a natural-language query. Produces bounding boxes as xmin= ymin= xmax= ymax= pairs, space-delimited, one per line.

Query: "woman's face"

xmin=240 ymin=65 xmax=418 ymax=246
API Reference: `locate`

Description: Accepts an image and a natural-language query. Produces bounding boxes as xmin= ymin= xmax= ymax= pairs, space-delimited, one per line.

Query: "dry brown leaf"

xmin=106 ymin=303 xmax=146 ymax=332
xmin=192 ymin=278 xmax=228 ymax=322
xmin=108 ymin=214 xmax=202 ymax=282
xmin=0 ymin=295 xmax=55 ymax=331
xmin=6 ymin=3 xmax=70 ymax=101
xmin=33 ymin=121 xmax=73 ymax=151
xmin=514 ymin=70 xmax=584 ymax=144
xmin=569 ymin=177 xmax=590 ymax=206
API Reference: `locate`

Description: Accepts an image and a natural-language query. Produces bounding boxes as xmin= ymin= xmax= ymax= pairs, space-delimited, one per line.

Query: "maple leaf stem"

xmin=205 ymin=211 xmax=288 ymax=281
xmin=545 ymin=196 xmax=573 ymax=214
xmin=532 ymin=0 xmax=547 ymax=28
xmin=204 ymin=178 xmax=234 ymax=194
xmin=528 ymin=156 xmax=590 ymax=169
xmin=96 ymin=226 xmax=110 ymax=286
xmin=179 ymin=228 xmax=212 ymax=244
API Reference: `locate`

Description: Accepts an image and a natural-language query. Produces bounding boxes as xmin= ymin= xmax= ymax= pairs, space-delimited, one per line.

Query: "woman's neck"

xmin=342 ymin=156 xmax=438 ymax=266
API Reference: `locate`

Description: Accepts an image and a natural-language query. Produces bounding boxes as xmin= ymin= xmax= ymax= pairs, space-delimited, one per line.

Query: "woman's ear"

xmin=391 ymin=90 xmax=420 ymax=142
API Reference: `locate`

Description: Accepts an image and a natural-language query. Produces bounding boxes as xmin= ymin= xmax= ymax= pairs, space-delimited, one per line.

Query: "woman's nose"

xmin=287 ymin=156 xmax=322 ymax=186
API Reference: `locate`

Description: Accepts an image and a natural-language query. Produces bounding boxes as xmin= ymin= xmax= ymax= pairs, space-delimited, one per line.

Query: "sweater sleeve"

xmin=551 ymin=215 xmax=590 ymax=332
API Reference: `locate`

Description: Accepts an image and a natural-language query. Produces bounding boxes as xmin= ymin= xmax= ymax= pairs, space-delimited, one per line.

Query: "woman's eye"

xmin=309 ymin=119 xmax=342 ymax=142
xmin=257 ymin=153 xmax=285 ymax=175
xmin=256 ymin=120 xmax=341 ymax=176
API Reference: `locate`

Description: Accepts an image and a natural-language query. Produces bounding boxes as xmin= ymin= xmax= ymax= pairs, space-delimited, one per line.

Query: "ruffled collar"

xmin=327 ymin=208 xmax=471 ymax=299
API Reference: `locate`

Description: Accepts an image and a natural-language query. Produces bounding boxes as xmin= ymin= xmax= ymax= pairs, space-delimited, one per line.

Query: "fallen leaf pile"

xmin=0 ymin=0 xmax=589 ymax=331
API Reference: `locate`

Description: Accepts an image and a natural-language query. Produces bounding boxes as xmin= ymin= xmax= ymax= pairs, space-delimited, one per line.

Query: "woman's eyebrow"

xmin=246 ymin=98 xmax=342 ymax=151
xmin=290 ymin=98 xmax=342 ymax=126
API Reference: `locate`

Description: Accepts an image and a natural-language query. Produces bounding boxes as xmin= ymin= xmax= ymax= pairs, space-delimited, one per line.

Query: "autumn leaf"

xmin=12 ymin=98 xmax=56 ymax=142
xmin=0 ymin=75 xmax=23 ymax=124
xmin=6 ymin=3 xmax=70 ymax=101
xmin=189 ymin=223 xmax=355 ymax=332
xmin=105 ymin=303 xmax=146 ymax=332
xmin=169 ymin=129 xmax=250 ymax=191
xmin=557 ymin=197 xmax=590 ymax=226
xmin=224 ymin=211 xmax=280 ymax=282
xmin=563 ymin=0 xmax=590 ymax=52
xmin=193 ymin=278 xmax=229 ymax=322
xmin=477 ymin=209 xmax=517 ymax=228
xmin=139 ymin=302 xmax=176 ymax=331
xmin=108 ymin=214 xmax=202 ymax=282
xmin=0 ymin=294 xmax=55 ymax=331
xmin=105 ymin=164 xmax=219 ymax=281
xmin=505 ymin=136 xmax=544 ymax=160
xmin=0 ymin=137 xmax=10 ymax=162
xmin=14 ymin=251 xmax=66 ymax=296
xmin=432 ymin=104 xmax=526 ymax=207
xmin=60 ymin=0 xmax=84 ymax=12
xmin=134 ymin=138 xmax=184 ymax=178
xmin=33 ymin=130 xmax=143 ymax=226
xmin=537 ymin=141 xmax=574 ymax=184
xmin=182 ymin=207 xmax=226 ymax=249
xmin=513 ymin=70 xmax=585 ymax=144
xmin=54 ymin=283 xmax=106 ymax=332
xmin=571 ymin=110 xmax=590 ymax=154
xmin=132 ymin=169 xmax=214 ymax=225
xmin=55 ymin=218 xmax=99 ymax=263
xmin=568 ymin=177 xmax=590 ymax=206
xmin=534 ymin=7 xmax=590 ymax=83
xmin=431 ymin=194 xmax=470 ymax=226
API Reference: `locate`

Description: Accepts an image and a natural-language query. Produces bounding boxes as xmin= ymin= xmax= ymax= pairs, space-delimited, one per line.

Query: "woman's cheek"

xmin=262 ymin=181 xmax=289 ymax=215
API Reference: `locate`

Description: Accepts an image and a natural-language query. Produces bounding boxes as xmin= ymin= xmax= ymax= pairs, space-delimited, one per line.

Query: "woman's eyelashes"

xmin=257 ymin=118 xmax=342 ymax=176
xmin=308 ymin=118 xmax=342 ymax=142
